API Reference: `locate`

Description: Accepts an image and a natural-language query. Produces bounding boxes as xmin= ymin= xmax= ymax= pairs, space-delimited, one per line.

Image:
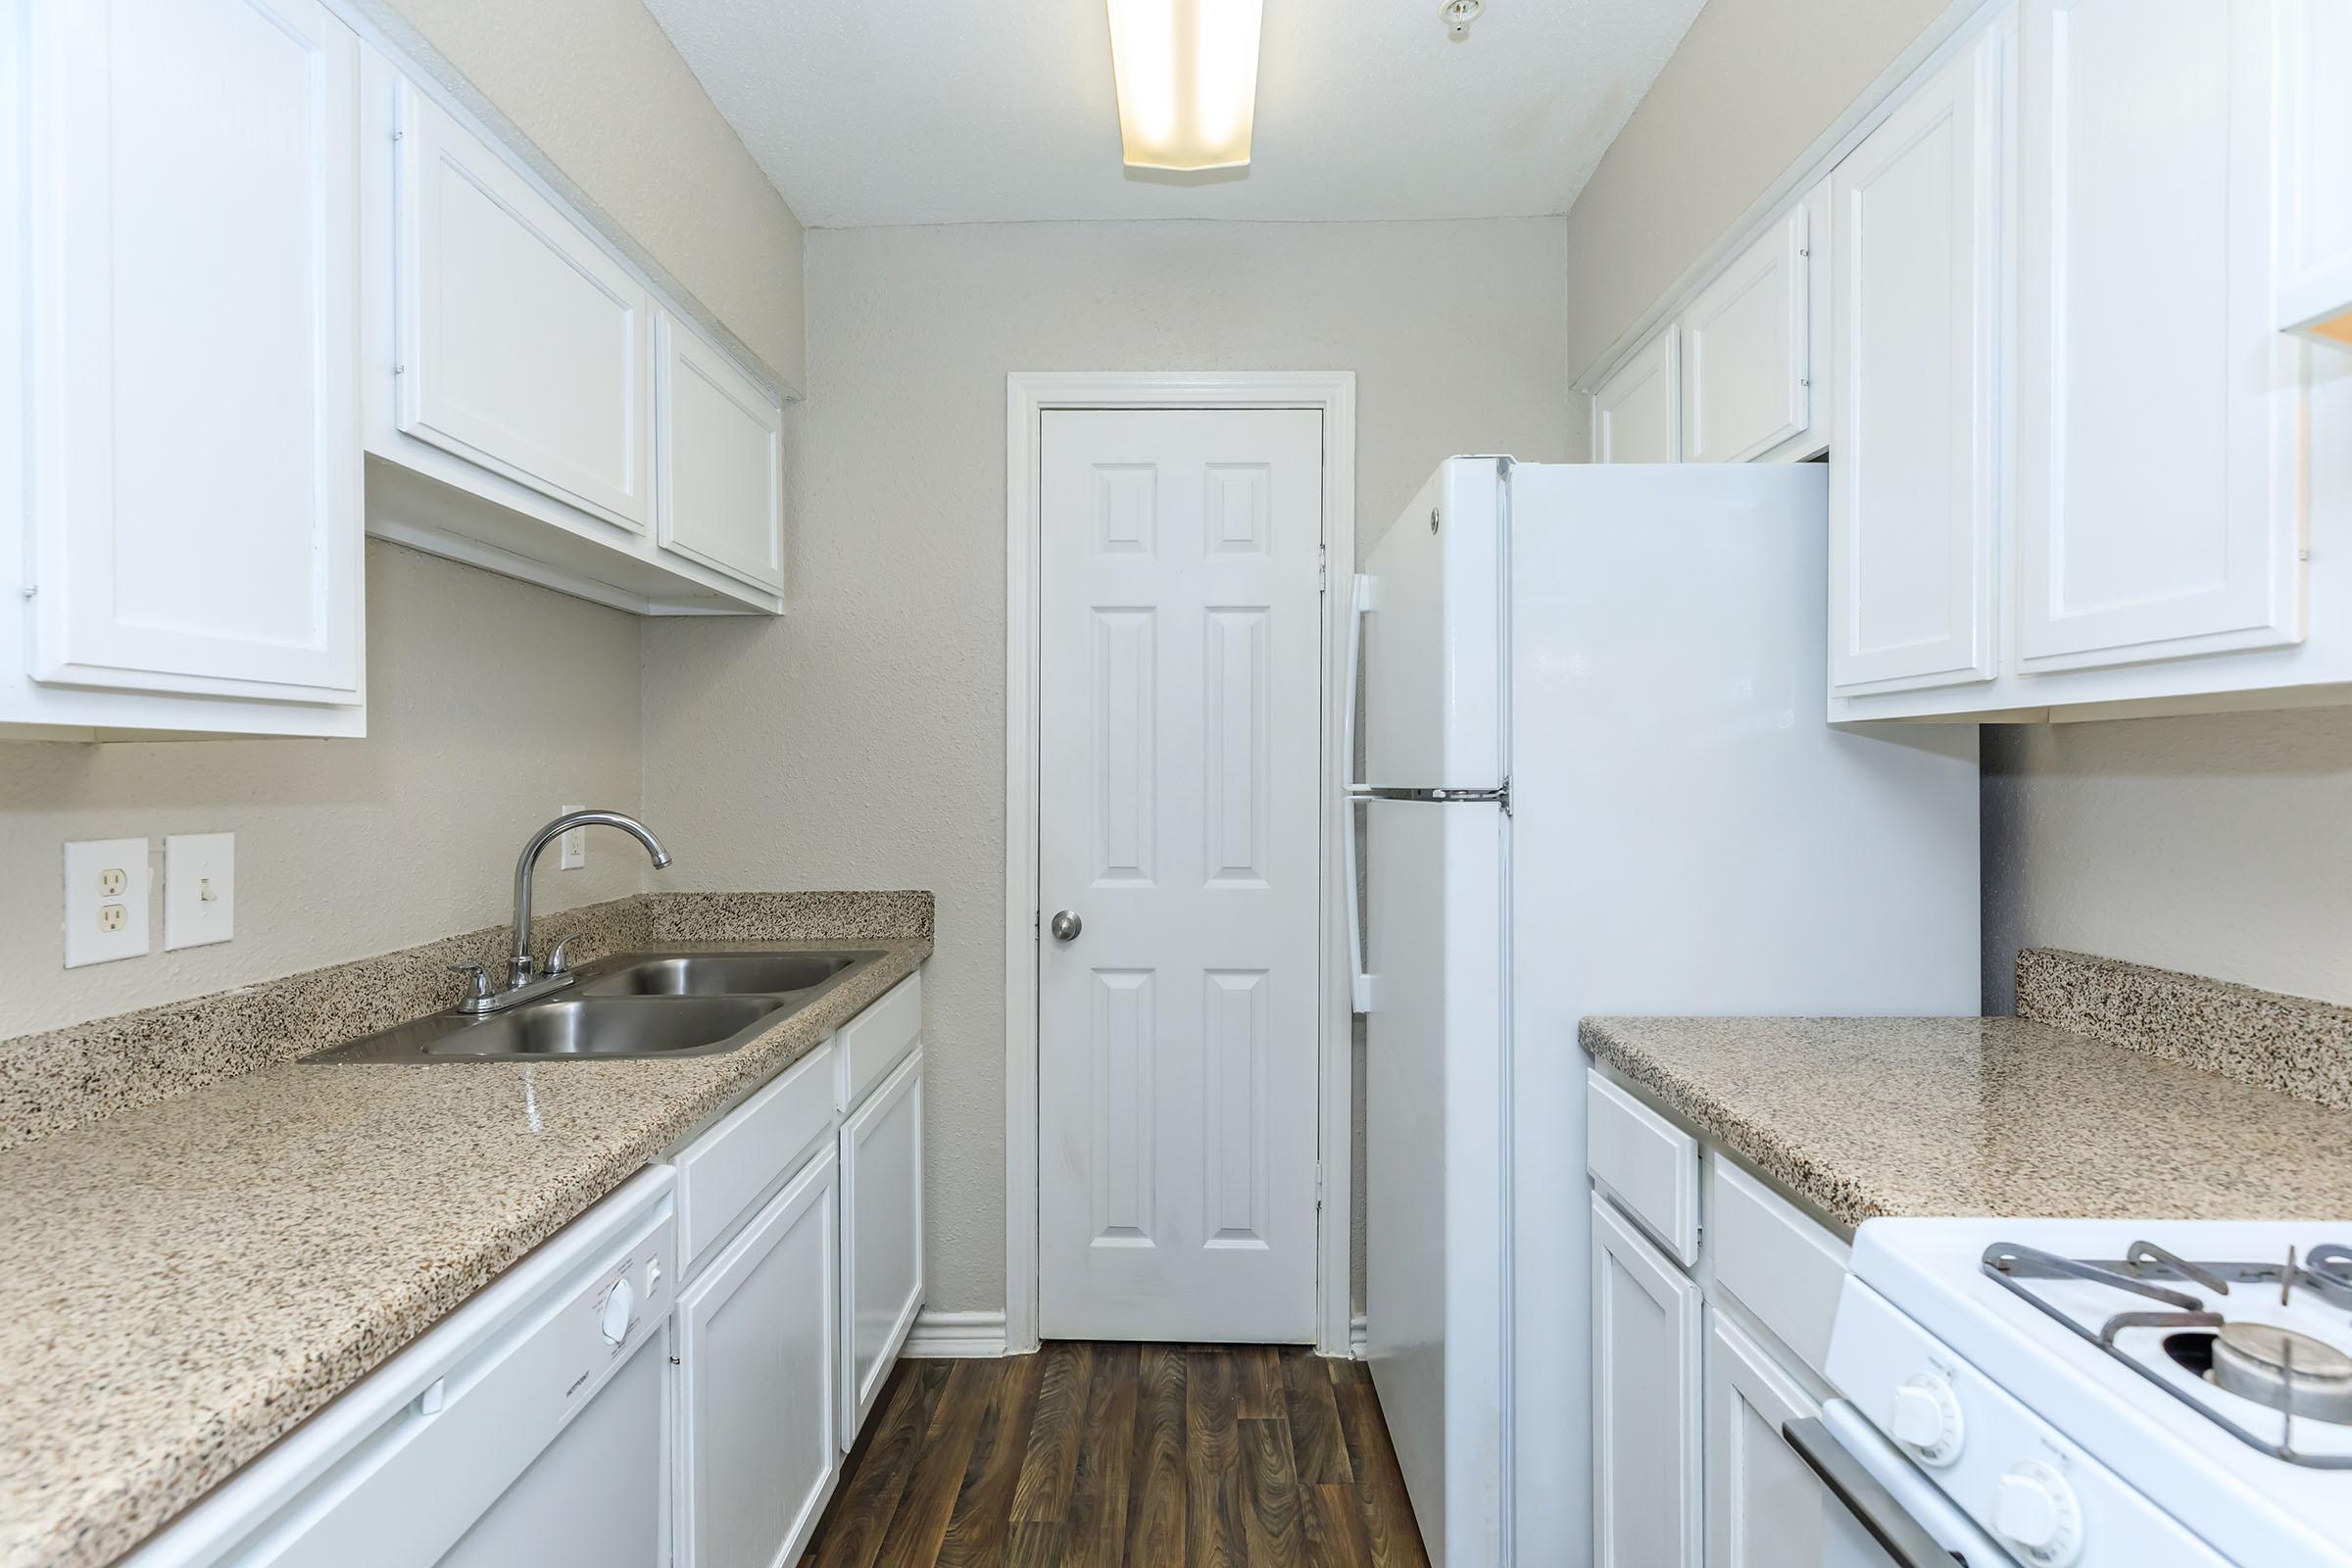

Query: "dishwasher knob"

xmin=1888 ymin=1374 xmax=1963 ymax=1466
xmin=1994 ymin=1461 xmax=2082 ymax=1565
xmin=600 ymin=1278 xmax=635 ymax=1345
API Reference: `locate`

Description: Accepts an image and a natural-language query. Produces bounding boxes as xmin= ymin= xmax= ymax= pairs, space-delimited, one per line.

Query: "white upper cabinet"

xmin=1827 ymin=17 xmax=2007 ymax=696
xmin=1593 ymin=328 xmax=1680 ymax=464
xmin=2277 ymin=0 xmax=2352 ymax=345
xmin=5 ymin=0 xmax=365 ymax=736
xmin=1681 ymin=206 xmax=1810 ymax=465
xmin=657 ymin=312 xmax=786 ymax=593
xmin=394 ymin=80 xmax=652 ymax=534
xmin=2011 ymin=0 xmax=2305 ymax=672
xmin=357 ymin=49 xmax=785 ymax=617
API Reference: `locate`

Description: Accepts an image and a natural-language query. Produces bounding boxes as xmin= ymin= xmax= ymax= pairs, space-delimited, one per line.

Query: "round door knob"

xmin=1050 ymin=910 xmax=1083 ymax=942
xmin=1888 ymin=1373 xmax=1963 ymax=1466
xmin=600 ymin=1277 xmax=635 ymax=1345
xmin=1993 ymin=1461 xmax=2082 ymax=1564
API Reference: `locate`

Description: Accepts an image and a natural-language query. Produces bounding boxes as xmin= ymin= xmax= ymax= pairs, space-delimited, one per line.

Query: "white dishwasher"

xmin=126 ymin=1167 xmax=676 ymax=1568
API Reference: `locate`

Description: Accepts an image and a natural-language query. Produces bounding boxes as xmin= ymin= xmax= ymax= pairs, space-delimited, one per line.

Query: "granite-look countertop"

xmin=0 ymin=931 xmax=928 ymax=1568
xmin=1580 ymin=1013 xmax=2352 ymax=1233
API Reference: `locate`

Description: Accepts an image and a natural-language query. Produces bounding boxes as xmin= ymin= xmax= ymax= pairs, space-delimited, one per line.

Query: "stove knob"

xmin=1994 ymin=1460 xmax=2082 ymax=1565
xmin=600 ymin=1277 xmax=635 ymax=1346
xmin=1888 ymin=1373 xmax=1963 ymax=1466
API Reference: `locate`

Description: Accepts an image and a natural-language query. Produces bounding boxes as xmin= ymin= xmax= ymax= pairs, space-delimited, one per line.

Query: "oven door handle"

xmin=1786 ymin=1416 xmax=1965 ymax=1567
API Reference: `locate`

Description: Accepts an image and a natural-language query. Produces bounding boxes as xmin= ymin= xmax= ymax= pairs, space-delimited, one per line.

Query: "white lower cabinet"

xmin=676 ymin=1146 xmax=840 ymax=1568
xmin=1591 ymin=1193 xmax=1702 ymax=1568
xmin=1592 ymin=1098 xmax=1864 ymax=1568
xmin=1705 ymin=1310 xmax=1827 ymax=1568
xmin=839 ymin=1048 xmax=924 ymax=1446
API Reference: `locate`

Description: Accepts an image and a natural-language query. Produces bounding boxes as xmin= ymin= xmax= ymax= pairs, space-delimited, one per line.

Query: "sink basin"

xmin=576 ymin=952 xmax=867 ymax=998
xmin=306 ymin=947 xmax=885 ymax=1063
xmin=311 ymin=995 xmax=787 ymax=1062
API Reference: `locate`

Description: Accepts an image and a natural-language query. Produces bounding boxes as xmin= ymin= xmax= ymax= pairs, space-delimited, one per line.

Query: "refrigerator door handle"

xmin=1343 ymin=573 xmax=1376 ymax=794
xmin=1344 ymin=796 xmax=1377 ymax=1012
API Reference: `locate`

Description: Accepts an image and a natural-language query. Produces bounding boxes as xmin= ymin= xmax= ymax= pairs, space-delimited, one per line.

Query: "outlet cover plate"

xmin=165 ymin=832 xmax=236 ymax=951
xmin=560 ymin=804 xmax=587 ymax=870
xmin=64 ymin=838 xmax=151 ymax=967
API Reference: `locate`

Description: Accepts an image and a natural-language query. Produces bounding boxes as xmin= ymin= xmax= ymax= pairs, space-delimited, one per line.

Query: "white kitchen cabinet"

xmin=676 ymin=1145 xmax=840 ymax=1568
xmin=1682 ymin=205 xmax=1810 ymax=465
xmin=1592 ymin=1192 xmax=1701 ymax=1568
xmin=1705 ymin=1310 xmax=1827 ymax=1568
xmin=2011 ymin=0 xmax=2304 ymax=673
xmin=1592 ymin=328 xmax=1680 ymax=464
xmin=2278 ymin=0 xmax=2352 ymax=347
xmin=838 ymin=1048 xmax=923 ymax=1446
xmin=2 ymin=0 xmax=366 ymax=739
xmin=656 ymin=313 xmax=786 ymax=594
xmin=393 ymin=78 xmax=652 ymax=534
xmin=357 ymin=50 xmax=785 ymax=617
xmin=1826 ymin=17 xmax=2008 ymax=699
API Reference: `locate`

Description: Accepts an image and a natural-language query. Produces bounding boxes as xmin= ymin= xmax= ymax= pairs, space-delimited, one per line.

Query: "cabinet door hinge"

xmin=1314 ymin=1160 xmax=1325 ymax=1207
xmin=1317 ymin=546 xmax=1328 ymax=593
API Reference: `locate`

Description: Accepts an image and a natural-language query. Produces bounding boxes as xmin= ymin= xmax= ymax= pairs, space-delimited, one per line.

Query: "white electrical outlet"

xmin=560 ymin=803 xmax=587 ymax=870
xmin=64 ymin=838 xmax=151 ymax=967
xmin=165 ymin=833 xmax=236 ymax=951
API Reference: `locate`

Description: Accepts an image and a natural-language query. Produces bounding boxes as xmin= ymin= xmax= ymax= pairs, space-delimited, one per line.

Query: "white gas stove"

xmin=1826 ymin=1218 xmax=2352 ymax=1568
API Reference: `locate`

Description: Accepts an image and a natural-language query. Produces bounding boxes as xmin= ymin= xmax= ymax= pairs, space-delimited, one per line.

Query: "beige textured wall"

xmin=354 ymin=0 xmax=807 ymax=391
xmin=1983 ymin=709 xmax=2352 ymax=1011
xmin=641 ymin=218 xmax=1574 ymax=1313
xmin=1559 ymin=0 xmax=1953 ymax=416
xmin=0 ymin=545 xmax=645 ymax=1038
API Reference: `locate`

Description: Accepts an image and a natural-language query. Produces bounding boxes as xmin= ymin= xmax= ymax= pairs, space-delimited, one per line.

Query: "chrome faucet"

xmin=455 ymin=809 xmax=672 ymax=1014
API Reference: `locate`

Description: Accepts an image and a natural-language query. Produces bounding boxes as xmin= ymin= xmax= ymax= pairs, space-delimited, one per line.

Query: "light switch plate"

xmin=560 ymin=803 xmax=587 ymax=870
xmin=165 ymin=832 xmax=235 ymax=950
xmin=64 ymin=838 xmax=151 ymax=967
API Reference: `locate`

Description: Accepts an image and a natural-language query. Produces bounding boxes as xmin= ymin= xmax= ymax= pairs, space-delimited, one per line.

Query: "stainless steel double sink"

xmin=308 ymin=950 xmax=883 ymax=1063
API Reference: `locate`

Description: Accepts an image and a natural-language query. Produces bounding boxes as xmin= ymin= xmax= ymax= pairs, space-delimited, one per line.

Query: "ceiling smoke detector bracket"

xmin=1443 ymin=0 xmax=1484 ymax=40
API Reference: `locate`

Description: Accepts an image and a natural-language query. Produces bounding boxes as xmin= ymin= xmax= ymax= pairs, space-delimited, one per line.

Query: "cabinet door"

xmin=395 ymin=81 xmax=652 ymax=533
xmin=1682 ymin=207 xmax=1810 ymax=464
xmin=677 ymin=1147 xmax=839 ymax=1568
xmin=1593 ymin=329 xmax=1680 ymax=463
xmin=839 ymin=1049 xmax=923 ymax=1446
xmin=1592 ymin=1194 xmax=1700 ymax=1568
xmin=2013 ymin=0 xmax=2303 ymax=670
xmin=656 ymin=313 xmax=785 ymax=592
xmin=1705 ymin=1311 xmax=1828 ymax=1568
xmin=1827 ymin=18 xmax=2007 ymax=695
xmin=25 ymin=0 xmax=362 ymax=704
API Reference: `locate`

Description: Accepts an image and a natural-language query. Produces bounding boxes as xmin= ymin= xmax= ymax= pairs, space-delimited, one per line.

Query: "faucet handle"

xmin=544 ymin=933 xmax=585 ymax=977
xmin=449 ymin=960 xmax=494 ymax=1003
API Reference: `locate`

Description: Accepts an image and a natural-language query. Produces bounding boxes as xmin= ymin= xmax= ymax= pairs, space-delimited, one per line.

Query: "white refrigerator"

xmin=1348 ymin=458 xmax=1980 ymax=1566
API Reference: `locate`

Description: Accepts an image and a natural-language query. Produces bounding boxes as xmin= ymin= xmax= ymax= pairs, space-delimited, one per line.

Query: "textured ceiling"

xmin=639 ymin=0 xmax=1708 ymax=227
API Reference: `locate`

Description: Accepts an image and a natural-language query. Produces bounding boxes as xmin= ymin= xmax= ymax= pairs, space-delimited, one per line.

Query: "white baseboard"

xmin=900 ymin=1308 xmax=1009 ymax=1359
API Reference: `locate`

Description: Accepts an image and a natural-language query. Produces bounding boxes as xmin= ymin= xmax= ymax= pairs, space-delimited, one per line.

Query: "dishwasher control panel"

xmin=561 ymin=1212 xmax=672 ymax=1414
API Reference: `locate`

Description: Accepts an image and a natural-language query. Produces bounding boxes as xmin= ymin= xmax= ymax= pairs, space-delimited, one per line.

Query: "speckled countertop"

xmin=0 ymin=928 xmax=928 ymax=1568
xmin=1581 ymin=1012 xmax=2352 ymax=1233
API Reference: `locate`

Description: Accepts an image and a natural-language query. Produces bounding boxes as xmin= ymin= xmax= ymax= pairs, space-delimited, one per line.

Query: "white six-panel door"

xmin=1036 ymin=408 xmax=1324 ymax=1343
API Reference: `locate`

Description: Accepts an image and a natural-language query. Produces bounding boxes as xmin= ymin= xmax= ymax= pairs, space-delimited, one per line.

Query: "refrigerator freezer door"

xmin=1362 ymin=793 xmax=1507 ymax=1568
xmin=1359 ymin=461 xmax=1506 ymax=791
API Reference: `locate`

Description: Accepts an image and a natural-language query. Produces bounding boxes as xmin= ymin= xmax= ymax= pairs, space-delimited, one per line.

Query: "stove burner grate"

xmin=1983 ymin=1240 xmax=2352 ymax=1469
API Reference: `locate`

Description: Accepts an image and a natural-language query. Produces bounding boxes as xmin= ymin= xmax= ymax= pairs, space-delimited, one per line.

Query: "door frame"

xmin=1003 ymin=370 xmax=1357 ymax=1357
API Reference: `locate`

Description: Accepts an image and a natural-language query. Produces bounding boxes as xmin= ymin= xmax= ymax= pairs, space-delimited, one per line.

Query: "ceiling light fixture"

xmin=1105 ymin=0 xmax=1263 ymax=172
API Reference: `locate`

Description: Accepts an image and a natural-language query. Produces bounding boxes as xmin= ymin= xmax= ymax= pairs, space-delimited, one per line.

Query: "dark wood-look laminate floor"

xmin=802 ymin=1344 xmax=1432 ymax=1567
